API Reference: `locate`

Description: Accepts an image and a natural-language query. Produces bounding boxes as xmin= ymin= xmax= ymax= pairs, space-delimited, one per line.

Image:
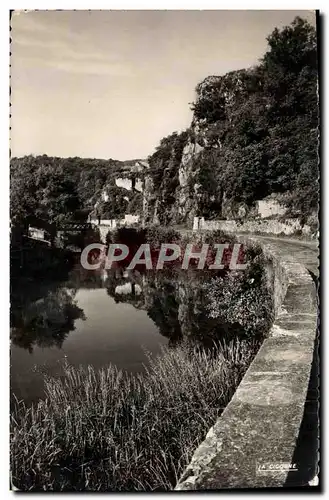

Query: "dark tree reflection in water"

xmin=11 ymin=287 xmax=85 ymax=353
xmin=10 ymin=243 xmax=272 ymax=406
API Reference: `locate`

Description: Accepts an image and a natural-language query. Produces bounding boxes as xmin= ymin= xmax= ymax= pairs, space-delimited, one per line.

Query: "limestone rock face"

xmin=142 ymin=173 xmax=159 ymax=225
xmin=177 ymin=140 xmax=204 ymax=223
xmin=142 ymin=129 xmax=207 ymax=226
xmin=142 ymin=67 xmax=266 ymax=226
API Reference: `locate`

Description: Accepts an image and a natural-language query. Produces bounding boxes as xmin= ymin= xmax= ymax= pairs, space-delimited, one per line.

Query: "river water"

xmin=11 ymin=253 xmax=223 ymax=406
xmin=10 ymin=263 xmax=172 ymax=405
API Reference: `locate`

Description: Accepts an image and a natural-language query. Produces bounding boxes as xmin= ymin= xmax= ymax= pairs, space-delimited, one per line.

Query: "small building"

xmin=257 ymin=199 xmax=287 ymax=218
xmin=28 ymin=227 xmax=46 ymax=241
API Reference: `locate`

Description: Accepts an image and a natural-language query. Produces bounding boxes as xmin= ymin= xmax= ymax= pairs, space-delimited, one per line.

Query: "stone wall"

xmin=175 ymin=235 xmax=318 ymax=489
xmin=194 ymin=217 xmax=312 ymax=237
xmin=257 ymin=199 xmax=287 ymax=218
xmin=90 ymin=214 xmax=140 ymax=227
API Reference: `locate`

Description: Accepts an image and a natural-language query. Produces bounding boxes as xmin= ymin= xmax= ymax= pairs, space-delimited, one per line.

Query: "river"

xmin=11 ymin=249 xmax=223 ymax=406
xmin=10 ymin=261 xmax=175 ymax=405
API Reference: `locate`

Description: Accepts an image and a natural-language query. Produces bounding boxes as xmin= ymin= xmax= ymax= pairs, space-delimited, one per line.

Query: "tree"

xmin=10 ymin=156 xmax=39 ymax=226
xmin=10 ymin=156 xmax=82 ymax=247
xmin=262 ymin=17 xmax=318 ymax=213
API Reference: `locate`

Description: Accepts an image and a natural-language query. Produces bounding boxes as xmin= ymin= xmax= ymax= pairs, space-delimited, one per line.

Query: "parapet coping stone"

xmin=175 ymin=235 xmax=318 ymax=490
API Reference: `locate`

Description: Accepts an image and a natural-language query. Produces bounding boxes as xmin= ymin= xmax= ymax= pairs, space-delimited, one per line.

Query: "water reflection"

xmin=11 ymin=263 xmax=241 ymax=355
xmin=11 ymin=287 xmax=85 ymax=353
xmin=102 ymin=267 xmax=239 ymax=346
xmin=10 ymin=263 xmax=169 ymax=404
xmin=11 ymin=259 xmax=240 ymax=405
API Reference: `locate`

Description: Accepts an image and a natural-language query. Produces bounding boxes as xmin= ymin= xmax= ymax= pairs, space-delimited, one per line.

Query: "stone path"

xmin=176 ymin=232 xmax=319 ymax=490
xmin=252 ymin=236 xmax=319 ymax=277
xmin=178 ymin=228 xmax=319 ymax=277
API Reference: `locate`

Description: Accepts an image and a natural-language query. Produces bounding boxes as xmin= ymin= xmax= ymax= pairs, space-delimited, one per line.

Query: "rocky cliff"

xmin=142 ymin=17 xmax=318 ymax=225
xmin=143 ymin=69 xmax=261 ymax=225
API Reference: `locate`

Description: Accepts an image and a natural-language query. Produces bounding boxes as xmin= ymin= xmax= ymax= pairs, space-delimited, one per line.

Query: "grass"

xmin=11 ymin=340 xmax=259 ymax=492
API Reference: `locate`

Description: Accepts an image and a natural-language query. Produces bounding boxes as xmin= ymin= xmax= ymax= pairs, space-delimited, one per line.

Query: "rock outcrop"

xmin=142 ymin=68 xmax=264 ymax=226
xmin=141 ymin=17 xmax=318 ymax=226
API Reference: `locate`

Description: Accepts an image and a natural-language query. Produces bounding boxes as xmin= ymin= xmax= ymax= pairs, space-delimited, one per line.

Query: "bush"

xmin=11 ymin=342 xmax=257 ymax=492
xmin=145 ymin=225 xmax=180 ymax=248
xmin=203 ymin=251 xmax=274 ymax=337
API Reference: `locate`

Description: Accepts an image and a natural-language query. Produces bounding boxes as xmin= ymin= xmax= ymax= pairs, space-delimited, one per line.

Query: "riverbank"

xmin=11 ymin=228 xmax=274 ymax=491
xmin=175 ymin=234 xmax=318 ymax=489
xmin=11 ymin=341 xmax=259 ymax=491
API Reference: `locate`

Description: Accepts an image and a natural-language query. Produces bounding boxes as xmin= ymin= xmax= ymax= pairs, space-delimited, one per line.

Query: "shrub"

xmin=203 ymin=252 xmax=274 ymax=337
xmin=144 ymin=225 xmax=180 ymax=248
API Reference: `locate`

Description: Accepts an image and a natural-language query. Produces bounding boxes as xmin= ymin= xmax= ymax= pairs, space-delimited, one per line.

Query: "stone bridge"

xmin=175 ymin=233 xmax=319 ymax=489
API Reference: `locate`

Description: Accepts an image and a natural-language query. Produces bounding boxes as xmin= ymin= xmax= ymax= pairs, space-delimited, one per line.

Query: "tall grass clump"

xmin=11 ymin=341 xmax=257 ymax=492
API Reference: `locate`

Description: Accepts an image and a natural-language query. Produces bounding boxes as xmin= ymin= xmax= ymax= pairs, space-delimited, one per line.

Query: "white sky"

xmin=10 ymin=9 xmax=316 ymax=160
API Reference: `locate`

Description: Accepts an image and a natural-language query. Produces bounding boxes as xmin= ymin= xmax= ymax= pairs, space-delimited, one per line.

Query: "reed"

xmin=11 ymin=340 xmax=258 ymax=491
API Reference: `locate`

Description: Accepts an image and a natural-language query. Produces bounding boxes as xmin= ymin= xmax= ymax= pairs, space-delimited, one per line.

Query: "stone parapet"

xmin=175 ymin=235 xmax=318 ymax=490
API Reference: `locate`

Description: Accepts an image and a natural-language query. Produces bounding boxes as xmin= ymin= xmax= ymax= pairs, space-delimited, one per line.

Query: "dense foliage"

xmin=10 ymin=155 xmax=143 ymax=235
xmin=203 ymin=244 xmax=274 ymax=336
xmin=11 ymin=18 xmax=318 ymax=231
xmin=146 ymin=17 xmax=318 ymax=223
